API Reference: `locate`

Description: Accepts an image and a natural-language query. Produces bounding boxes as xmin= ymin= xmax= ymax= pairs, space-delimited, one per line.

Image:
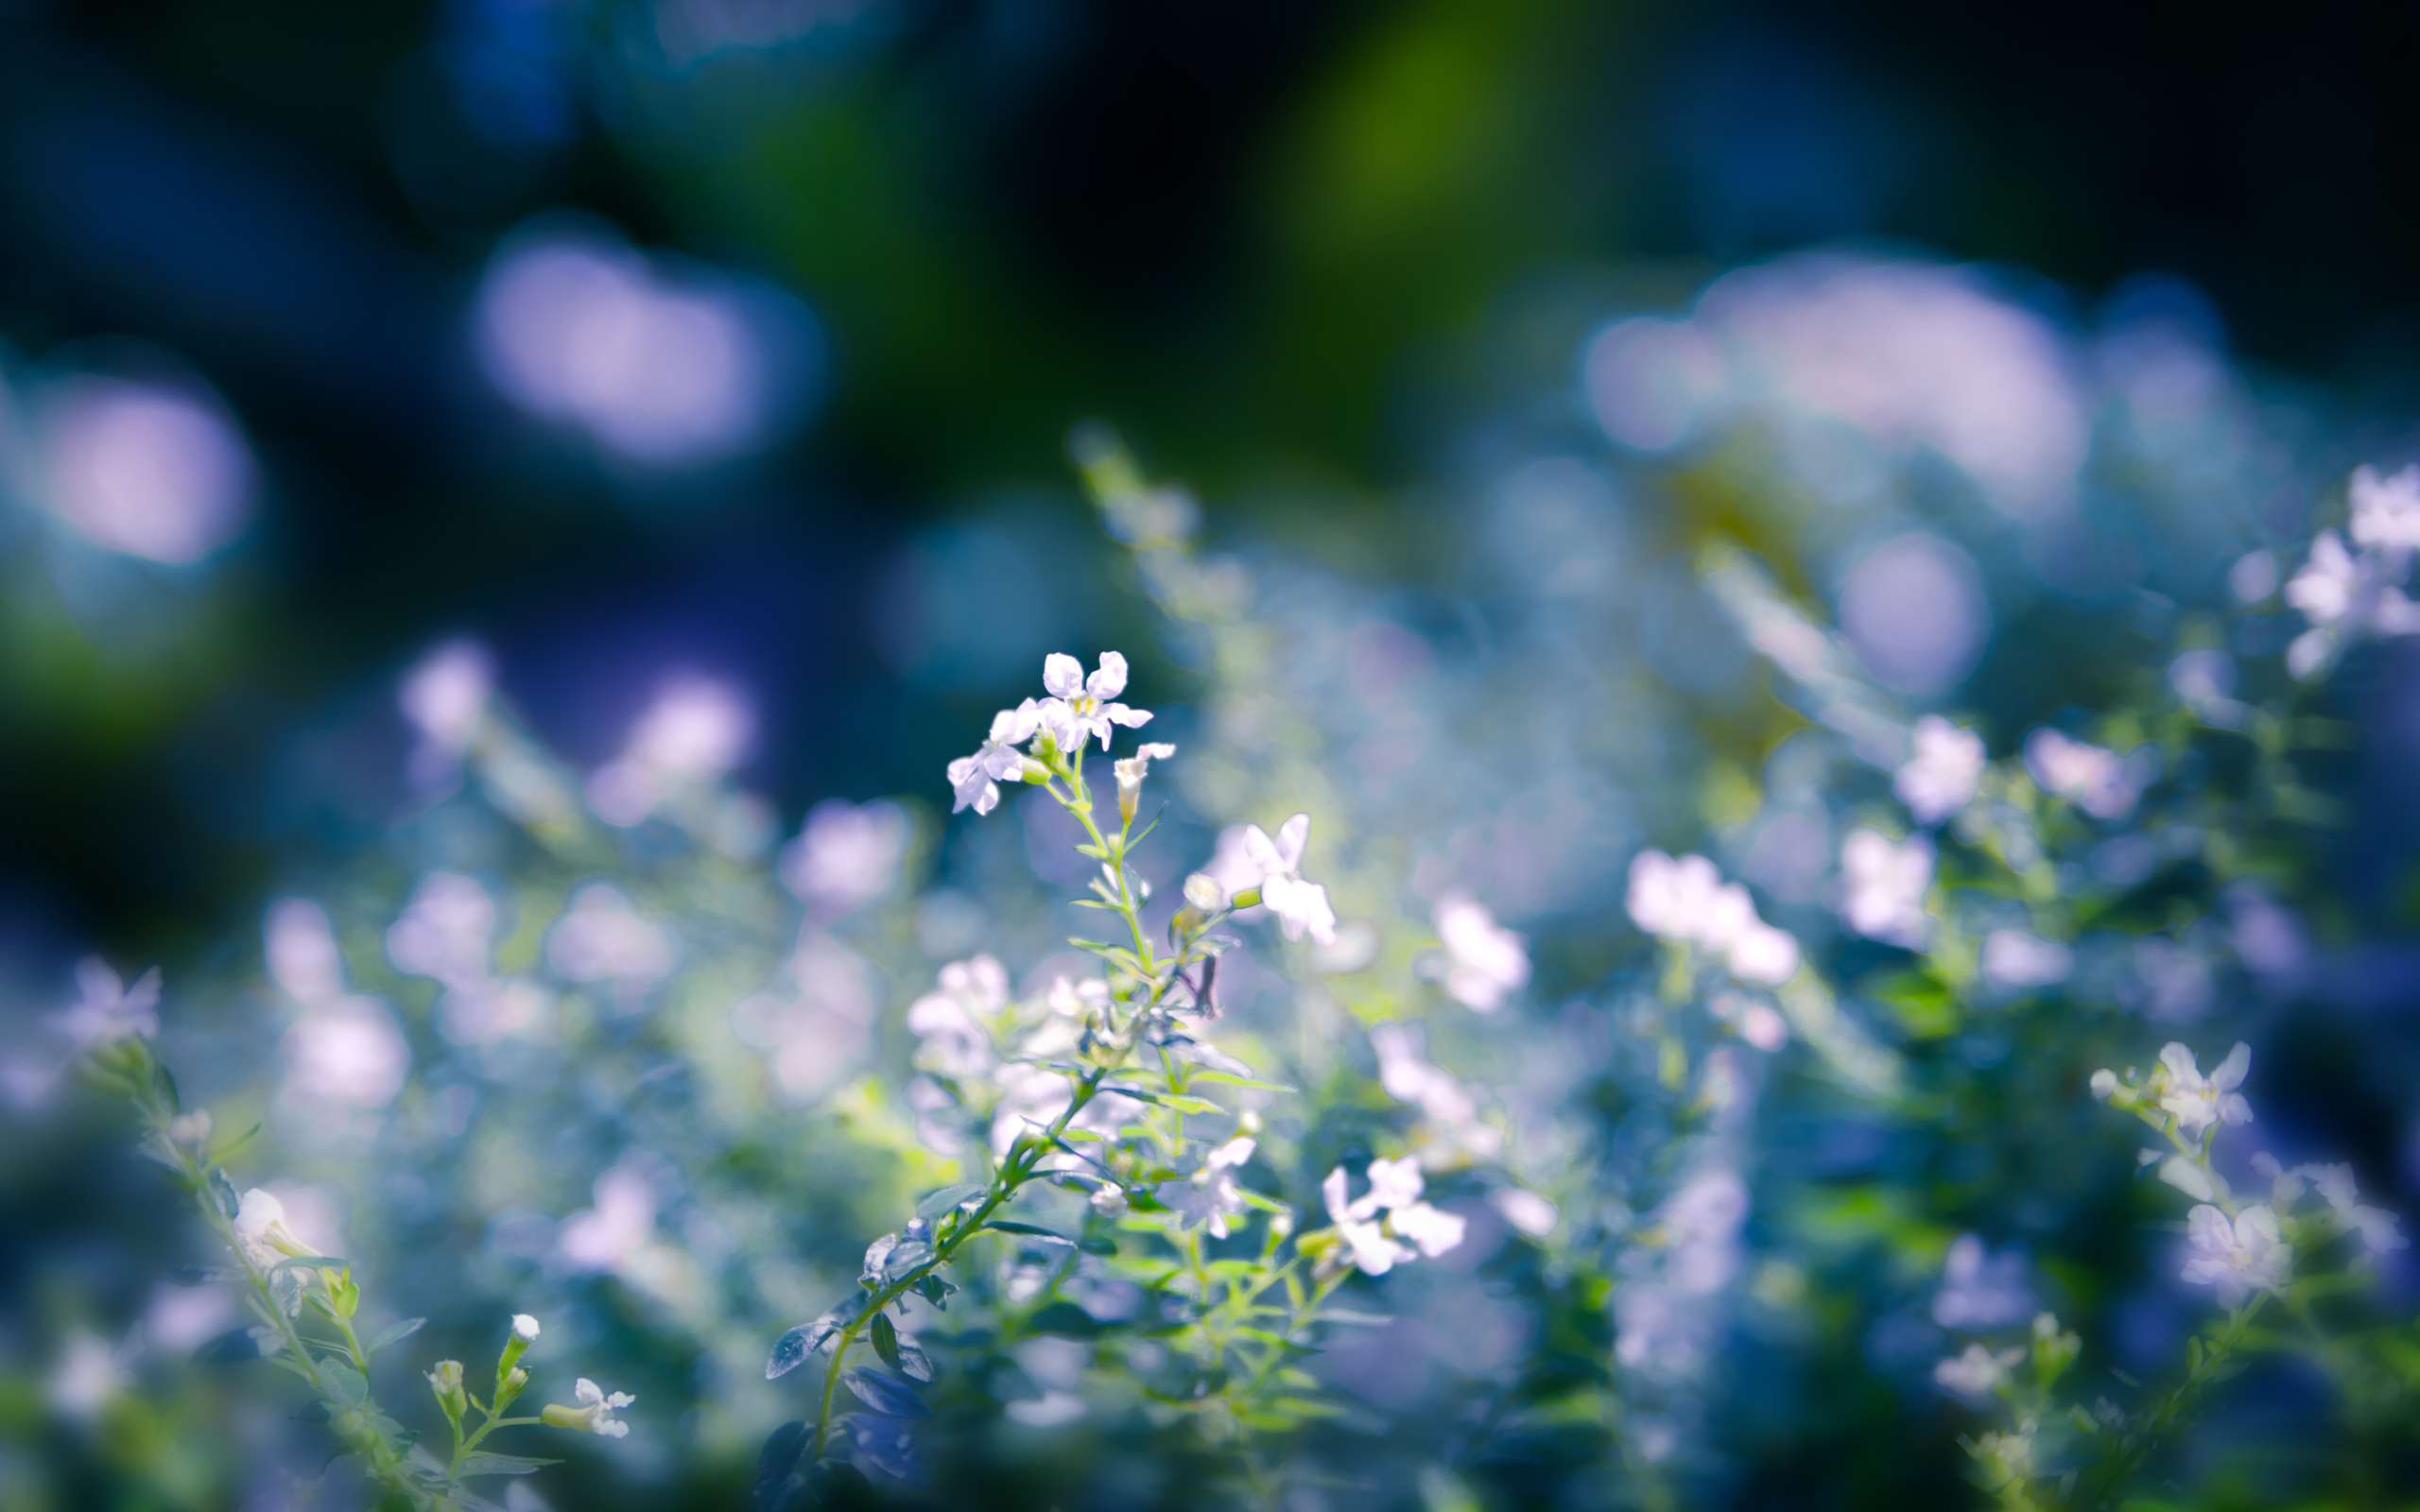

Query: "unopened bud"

xmin=427 ymin=1360 xmax=467 ymax=1422
xmin=1184 ymin=874 xmax=1228 ymax=911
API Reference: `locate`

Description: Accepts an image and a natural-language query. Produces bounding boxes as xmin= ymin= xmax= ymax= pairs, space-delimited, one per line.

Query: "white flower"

xmin=2286 ymin=530 xmax=2364 ymax=627
xmin=1932 ymin=1235 xmax=2035 ymax=1331
xmin=2295 ymin=1162 xmax=2409 ymax=1256
xmin=2088 ymin=1068 xmax=2119 ymax=1101
xmin=1238 ymin=814 xmax=1339 ymax=947
xmin=1893 ymin=716 xmax=1984 ymax=825
xmin=2349 ymin=463 xmax=2420 ymax=559
xmin=49 ymin=959 xmax=162 ymax=1049
xmin=2023 ymin=730 xmax=2152 ymax=820
xmin=512 ymin=1314 xmax=542 ymax=1342
xmin=1934 ymin=1343 xmax=2023 ymax=1407
xmin=1169 ymin=1135 xmax=1256 ymax=1240
xmin=1489 ymin=1188 xmax=1559 ymax=1238
xmin=1836 ymin=829 xmax=1932 ymax=948
xmin=2281 ymin=527 xmax=2420 ymax=679
xmin=948 ymin=699 xmax=1045 ymax=816
xmin=1626 ymin=850 xmax=1799 ymax=984
xmin=1322 ymin=1165 xmax=1412 ymax=1277
xmin=1113 ymin=741 xmax=1177 ymax=824
xmin=2155 ymin=1042 xmax=2253 ymax=1134
xmin=1982 ymin=929 xmax=2073 ymax=989
xmin=232 ymin=1189 xmax=314 ymax=1269
xmin=780 ymin=799 xmax=910 ymax=914
xmin=543 ymin=1378 xmax=634 ymax=1438
xmin=2180 ymin=1203 xmax=2290 ymax=1308
xmin=906 ymin=956 xmax=1010 ymax=1079
xmin=1433 ymin=893 xmax=1530 ymax=1011
xmin=49 ymin=1325 xmax=139 ymax=1423
xmin=1390 ymin=1200 xmax=1468 ymax=1258
xmin=1182 ymin=872 xmax=1228 ymax=912
xmin=1038 ymin=651 xmax=1153 ymax=751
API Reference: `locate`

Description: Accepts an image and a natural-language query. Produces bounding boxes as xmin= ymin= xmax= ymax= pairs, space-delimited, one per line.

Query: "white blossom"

xmin=1321 ymin=1158 xmax=1465 ymax=1274
xmin=780 ymin=799 xmax=910 ymax=915
xmin=2023 ymin=729 xmax=2152 ymax=820
xmin=232 ymin=1188 xmax=314 ymax=1270
xmin=1237 ymin=814 xmax=1339 ymax=947
xmin=512 ymin=1314 xmax=542 ymax=1342
xmin=1934 ymin=1343 xmax=2023 ymax=1407
xmin=1322 ymin=1165 xmax=1411 ymax=1276
xmin=2155 ymin=1041 xmax=2252 ymax=1134
xmin=2349 ymin=463 xmax=2420 ymax=559
xmin=1489 ymin=1188 xmax=1559 ymax=1238
xmin=905 ymin=956 xmax=1010 ymax=1079
xmin=543 ymin=1378 xmax=634 ymax=1438
xmin=1626 ymin=850 xmax=1799 ymax=985
xmin=2296 ymin=1162 xmax=2409 ymax=1256
xmin=1169 ymin=1135 xmax=1255 ymax=1239
xmin=2179 ymin=1203 xmax=2290 ymax=1308
xmin=48 ymin=959 xmax=162 ymax=1049
xmin=1893 ymin=715 xmax=1985 ymax=825
xmin=49 ymin=1325 xmax=138 ymax=1423
xmin=1932 ymin=1235 xmax=2035 ymax=1330
xmin=2282 ymin=527 xmax=2420 ymax=679
xmin=1112 ymin=741 xmax=1177 ymax=824
xmin=1390 ymin=1198 xmax=1468 ymax=1258
xmin=948 ymin=699 xmax=1045 ymax=816
xmin=1982 ymin=930 xmax=2073 ymax=989
xmin=1038 ymin=651 xmax=1152 ymax=751
xmin=1433 ymin=893 xmax=1530 ymax=1011
xmin=1835 ymin=829 xmax=1932 ymax=948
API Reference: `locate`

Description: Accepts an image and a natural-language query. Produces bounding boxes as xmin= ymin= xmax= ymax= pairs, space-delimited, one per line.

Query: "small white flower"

xmin=2286 ymin=530 xmax=2362 ymax=626
xmin=1038 ymin=651 xmax=1153 ymax=751
xmin=1724 ymin=922 xmax=1800 ymax=985
xmin=1934 ymin=1343 xmax=2023 ymax=1407
xmin=1182 ymin=872 xmax=1228 ymax=912
xmin=1433 ymin=893 xmax=1530 ymax=1011
xmin=1893 ymin=716 xmax=1984 ymax=826
xmin=543 ymin=1378 xmax=634 ymax=1438
xmin=49 ymin=959 xmax=163 ymax=1050
xmin=1113 ymin=741 xmax=1177 ymax=823
xmin=2155 ymin=1042 xmax=2253 ymax=1134
xmin=1322 ymin=1165 xmax=1412 ymax=1277
xmin=1489 ymin=1188 xmax=1559 ymax=1238
xmin=2023 ymin=730 xmax=2152 ymax=821
xmin=232 ymin=1189 xmax=313 ymax=1269
xmin=1626 ymin=850 xmax=1798 ymax=984
xmin=512 ymin=1314 xmax=542 ymax=1342
xmin=2179 ymin=1203 xmax=2290 ymax=1308
xmin=1389 ymin=1200 xmax=1467 ymax=1258
xmin=1982 ymin=930 xmax=2073 ymax=990
xmin=2295 ymin=1162 xmax=2409 ymax=1256
xmin=1932 ymin=1235 xmax=2035 ymax=1331
xmin=906 ymin=956 xmax=1010 ymax=1079
xmin=1169 ymin=1135 xmax=1255 ymax=1239
xmin=948 ymin=700 xmax=1045 ymax=816
xmin=1835 ymin=829 xmax=1932 ymax=949
xmin=1238 ymin=814 xmax=1339 ymax=947
xmin=2349 ymin=463 xmax=2420 ymax=559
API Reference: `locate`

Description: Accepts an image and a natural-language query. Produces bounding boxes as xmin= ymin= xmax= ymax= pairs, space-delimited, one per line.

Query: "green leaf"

xmin=208 ymin=1168 xmax=242 ymax=1222
xmin=1186 ymin=1072 xmax=1296 ymax=1093
xmin=1154 ymin=1093 xmax=1223 ymax=1115
xmin=457 ymin=1452 xmax=560 ymax=1476
xmin=984 ymin=1220 xmax=1074 ymax=1245
xmin=320 ymin=1363 xmax=369 ymax=1407
xmin=363 ymin=1317 xmax=427 ymax=1356
xmin=215 ymin=1123 xmax=264 ymax=1160
xmin=872 ymin=1311 xmax=902 ymax=1370
xmin=913 ymin=1184 xmax=986 ymax=1220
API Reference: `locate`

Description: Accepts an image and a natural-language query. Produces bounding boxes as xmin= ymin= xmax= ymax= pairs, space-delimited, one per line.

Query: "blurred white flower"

xmin=1237 ymin=814 xmax=1339 ymax=947
xmin=48 ymin=1325 xmax=139 ymax=1424
xmin=2155 ymin=1042 xmax=2253 ymax=1133
xmin=588 ymin=677 xmax=755 ymax=827
xmin=400 ymin=639 xmax=493 ymax=767
xmin=41 ymin=375 xmax=255 ymax=563
xmin=1626 ymin=850 xmax=1798 ymax=984
xmin=1038 ymin=651 xmax=1152 ymax=752
xmin=282 ymin=997 xmax=411 ymax=1108
xmin=1390 ymin=1199 xmax=1468 ymax=1258
xmin=48 ymin=958 xmax=161 ymax=1049
xmin=2349 ymin=463 xmax=2420 ymax=559
xmin=2228 ymin=550 xmax=2279 ymax=604
xmin=1433 ymin=893 xmax=1530 ymax=1011
xmin=949 ymin=699 xmax=1044 ymax=816
xmin=387 ymin=873 xmax=495 ymax=990
xmin=542 ymin=1378 xmax=634 ymax=1438
xmin=781 ymin=799 xmax=910 ymax=915
xmin=2296 ymin=1163 xmax=2408 ymax=1256
xmin=545 ymin=885 xmax=674 ymax=989
xmin=1322 ymin=1165 xmax=1412 ymax=1277
xmin=1835 ymin=829 xmax=1931 ymax=948
xmin=2169 ymin=649 xmax=2245 ymax=728
xmin=1933 ymin=1235 xmax=2035 ymax=1330
xmin=1893 ymin=716 xmax=1984 ymax=825
xmin=1981 ymin=930 xmax=2072 ymax=989
xmin=2023 ymin=730 xmax=2152 ymax=820
xmin=1169 ymin=1135 xmax=1255 ymax=1240
xmin=2180 ymin=1203 xmax=2290 ymax=1308
xmin=2282 ymin=527 xmax=2420 ymax=678
xmin=1933 ymin=1343 xmax=2022 ymax=1407
xmin=1585 ymin=316 xmax=1729 ymax=453
xmin=906 ymin=956 xmax=1009 ymax=1079
xmin=1838 ymin=535 xmax=1990 ymax=696
xmin=557 ymin=1162 xmax=657 ymax=1274
xmin=1489 ymin=1188 xmax=1559 ymax=1238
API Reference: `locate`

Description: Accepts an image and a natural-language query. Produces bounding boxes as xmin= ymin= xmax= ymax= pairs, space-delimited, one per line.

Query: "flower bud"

xmin=427 ymin=1360 xmax=467 ymax=1424
xmin=168 ymin=1108 xmax=214 ymax=1146
xmin=1184 ymin=874 xmax=1228 ymax=912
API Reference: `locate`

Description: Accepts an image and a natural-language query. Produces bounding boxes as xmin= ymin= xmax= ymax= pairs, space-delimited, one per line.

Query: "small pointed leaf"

xmin=841 ymin=1368 xmax=930 ymax=1419
xmin=913 ymin=1184 xmax=986 ymax=1220
xmin=847 ymin=1418 xmax=928 ymax=1485
xmin=363 ymin=1317 xmax=427 ymax=1356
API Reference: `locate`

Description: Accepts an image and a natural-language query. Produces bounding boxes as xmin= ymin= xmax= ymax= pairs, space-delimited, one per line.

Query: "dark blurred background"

xmin=5 ymin=0 xmax=2418 ymax=975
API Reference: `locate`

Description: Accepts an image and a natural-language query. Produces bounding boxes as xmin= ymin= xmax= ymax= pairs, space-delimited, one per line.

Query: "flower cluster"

xmin=1625 ymin=850 xmax=1799 ymax=983
xmin=2283 ymin=463 xmax=2420 ymax=677
xmin=1318 ymin=1158 xmax=1466 ymax=1277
